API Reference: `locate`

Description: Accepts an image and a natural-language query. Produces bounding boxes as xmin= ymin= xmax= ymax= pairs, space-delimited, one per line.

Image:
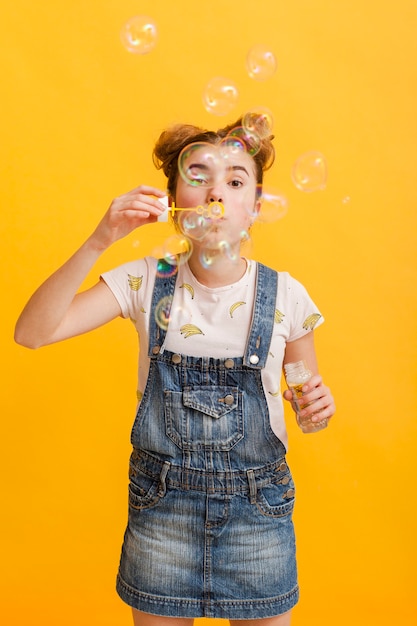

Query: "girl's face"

xmin=174 ymin=144 xmax=261 ymax=250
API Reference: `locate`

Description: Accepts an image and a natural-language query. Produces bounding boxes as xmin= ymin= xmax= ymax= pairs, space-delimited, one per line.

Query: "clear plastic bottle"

xmin=284 ymin=360 xmax=328 ymax=433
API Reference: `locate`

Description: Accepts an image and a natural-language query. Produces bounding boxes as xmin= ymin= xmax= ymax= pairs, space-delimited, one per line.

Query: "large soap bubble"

xmin=177 ymin=212 xmax=214 ymax=242
xmin=246 ymin=45 xmax=277 ymax=81
xmin=256 ymin=187 xmax=288 ymax=223
xmin=199 ymin=240 xmax=239 ymax=269
xmin=291 ymin=151 xmax=327 ymax=192
xmin=178 ymin=142 xmax=223 ymax=188
xmin=244 ymin=186 xmax=288 ymax=224
xmin=202 ymin=77 xmax=239 ymax=116
xmin=120 ymin=16 xmax=158 ymax=54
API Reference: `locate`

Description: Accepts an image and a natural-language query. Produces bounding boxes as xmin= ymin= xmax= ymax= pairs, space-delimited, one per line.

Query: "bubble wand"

xmin=158 ymin=198 xmax=225 ymax=222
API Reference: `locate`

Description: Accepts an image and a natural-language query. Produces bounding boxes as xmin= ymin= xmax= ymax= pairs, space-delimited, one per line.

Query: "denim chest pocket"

xmin=164 ymin=386 xmax=244 ymax=451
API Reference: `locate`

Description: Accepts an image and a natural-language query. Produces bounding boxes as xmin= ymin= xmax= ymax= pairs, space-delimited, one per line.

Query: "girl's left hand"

xmin=283 ymin=374 xmax=336 ymax=422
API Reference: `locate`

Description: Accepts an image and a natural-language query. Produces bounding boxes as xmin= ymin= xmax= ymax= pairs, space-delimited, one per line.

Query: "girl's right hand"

xmin=89 ymin=185 xmax=167 ymax=251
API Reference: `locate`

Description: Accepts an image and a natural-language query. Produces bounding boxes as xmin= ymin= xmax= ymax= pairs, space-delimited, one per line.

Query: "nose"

xmin=207 ymin=184 xmax=223 ymax=204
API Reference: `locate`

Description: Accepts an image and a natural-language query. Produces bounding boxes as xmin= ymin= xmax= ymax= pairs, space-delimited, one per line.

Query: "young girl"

xmin=15 ymin=116 xmax=335 ymax=626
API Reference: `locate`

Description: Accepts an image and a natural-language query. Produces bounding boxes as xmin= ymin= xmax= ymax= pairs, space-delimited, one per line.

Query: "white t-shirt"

xmin=101 ymin=257 xmax=324 ymax=449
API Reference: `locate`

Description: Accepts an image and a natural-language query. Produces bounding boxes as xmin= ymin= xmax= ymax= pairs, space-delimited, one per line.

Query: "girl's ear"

xmin=249 ymin=199 xmax=262 ymax=224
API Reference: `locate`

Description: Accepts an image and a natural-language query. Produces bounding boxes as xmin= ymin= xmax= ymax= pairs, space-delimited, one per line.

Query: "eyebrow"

xmin=188 ymin=163 xmax=250 ymax=176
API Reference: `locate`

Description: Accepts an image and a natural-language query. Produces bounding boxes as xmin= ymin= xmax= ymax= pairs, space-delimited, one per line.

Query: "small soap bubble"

xmin=178 ymin=142 xmax=222 ymax=187
xmin=163 ymin=234 xmax=193 ymax=264
xmin=154 ymin=295 xmax=173 ymax=330
xmin=242 ymin=107 xmax=274 ymax=139
xmin=120 ymin=15 xmax=158 ymax=54
xmin=246 ymin=45 xmax=277 ymax=81
xmin=291 ymin=151 xmax=327 ymax=192
xmin=203 ymin=77 xmax=239 ymax=116
xmin=207 ymin=202 xmax=224 ymax=219
xmin=199 ymin=248 xmax=216 ymax=269
xmin=218 ymin=240 xmax=238 ymax=262
xmin=156 ymin=258 xmax=178 ymax=278
xmin=153 ymin=235 xmax=193 ymax=277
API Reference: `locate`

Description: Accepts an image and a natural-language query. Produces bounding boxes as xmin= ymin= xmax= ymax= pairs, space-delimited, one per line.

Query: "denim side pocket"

xmin=128 ymin=466 xmax=162 ymax=510
xmin=255 ymin=475 xmax=296 ymax=518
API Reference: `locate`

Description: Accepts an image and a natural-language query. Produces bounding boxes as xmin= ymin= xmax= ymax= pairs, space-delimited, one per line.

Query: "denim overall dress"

xmin=116 ymin=262 xmax=299 ymax=619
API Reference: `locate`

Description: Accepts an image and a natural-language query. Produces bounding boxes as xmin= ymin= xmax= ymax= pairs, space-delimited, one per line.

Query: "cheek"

xmin=175 ymin=187 xmax=202 ymax=208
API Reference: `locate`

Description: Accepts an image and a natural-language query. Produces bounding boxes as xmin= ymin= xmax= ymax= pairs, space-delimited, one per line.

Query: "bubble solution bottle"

xmin=284 ymin=360 xmax=328 ymax=433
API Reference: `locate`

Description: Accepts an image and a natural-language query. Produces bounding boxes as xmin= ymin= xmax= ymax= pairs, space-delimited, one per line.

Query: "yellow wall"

xmin=2 ymin=1 xmax=416 ymax=624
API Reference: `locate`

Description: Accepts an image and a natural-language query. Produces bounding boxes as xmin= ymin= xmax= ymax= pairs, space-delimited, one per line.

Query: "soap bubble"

xmin=240 ymin=230 xmax=253 ymax=257
xmin=155 ymin=295 xmax=191 ymax=332
xmin=246 ymin=45 xmax=277 ymax=81
xmin=199 ymin=249 xmax=215 ymax=269
xmin=153 ymin=235 xmax=193 ymax=277
xmin=162 ymin=234 xmax=193 ymax=264
xmin=291 ymin=151 xmax=327 ymax=192
xmin=257 ymin=187 xmax=288 ymax=223
xmin=178 ymin=142 xmax=222 ymax=187
xmin=242 ymin=107 xmax=274 ymax=139
xmin=226 ymin=126 xmax=261 ymax=156
xmin=217 ymin=240 xmax=238 ymax=261
xmin=203 ymin=77 xmax=239 ymax=116
xmin=154 ymin=295 xmax=172 ymax=330
xmin=156 ymin=258 xmax=178 ymax=278
xmin=177 ymin=211 xmax=214 ymax=241
xmin=206 ymin=202 xmax=224 ymax=218
xmin=218 ymin=135 xmax=247 ymax=161
xmin=245 ymin=186 xmax=287 ymax=223
xmin=120 ymin=16 xmax=158 ymax=54
xmin=199 ymin=239 xmax=239 ymax=269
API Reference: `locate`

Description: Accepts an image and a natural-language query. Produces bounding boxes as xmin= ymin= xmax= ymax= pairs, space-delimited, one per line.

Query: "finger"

xmin=125 ymin=185 xmax=166 ymax=198
xmin=116 ymin=198 xmax=166 ymax=217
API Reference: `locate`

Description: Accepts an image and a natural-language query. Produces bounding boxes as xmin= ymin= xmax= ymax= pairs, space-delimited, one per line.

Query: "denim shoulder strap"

xmin=147 ymin=261 xmax=178 ymax=357
xmin=243 ymin=262 xmax=278 ymax=369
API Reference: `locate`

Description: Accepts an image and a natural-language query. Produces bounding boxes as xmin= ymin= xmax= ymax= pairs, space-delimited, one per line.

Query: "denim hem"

xmin=116 ymin=574 xmax=299 ymax=619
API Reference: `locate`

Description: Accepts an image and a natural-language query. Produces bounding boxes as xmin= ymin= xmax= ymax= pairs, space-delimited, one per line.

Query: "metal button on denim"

xmin=277 ymin=462 xmax=287 ymax=472
xmin=224 ymin=394 xmax=234 ymax=405
xmin=152 ymin=345 xmax=160 ymax=355
xmin=172 ymin=353 xmax=181 ymax=364
xmin=249 ymin=354 xmax=259 ymax=364
xmin=224 ymin=358 xmax=234 ymax=368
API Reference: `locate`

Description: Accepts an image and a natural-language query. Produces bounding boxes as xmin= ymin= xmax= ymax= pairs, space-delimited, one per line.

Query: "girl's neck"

xmin=187 ymin=254 xmax=247 ymax=288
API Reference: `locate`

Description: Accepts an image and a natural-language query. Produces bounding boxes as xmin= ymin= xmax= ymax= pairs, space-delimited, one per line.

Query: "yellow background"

xmin=2 ymin=1 xmax=416 ymax=624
